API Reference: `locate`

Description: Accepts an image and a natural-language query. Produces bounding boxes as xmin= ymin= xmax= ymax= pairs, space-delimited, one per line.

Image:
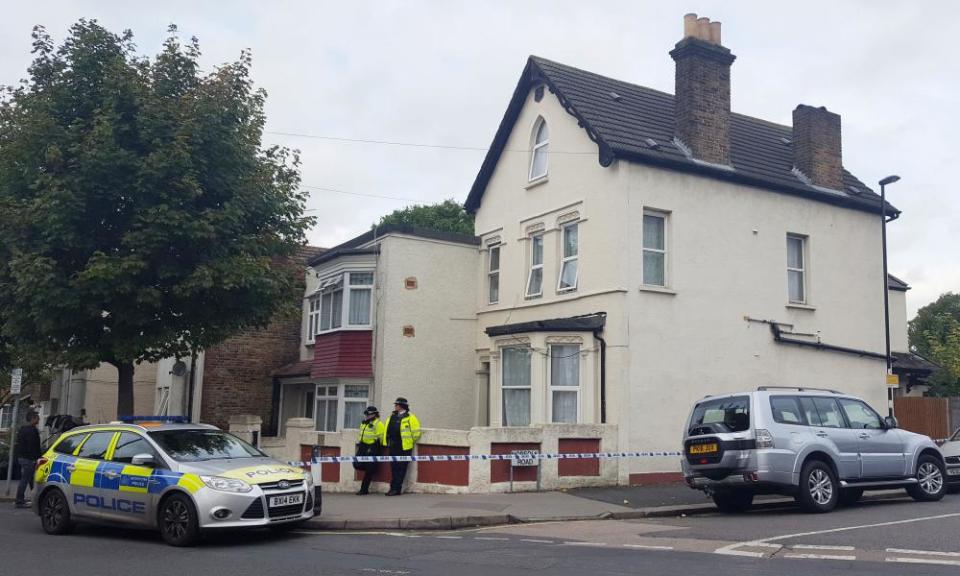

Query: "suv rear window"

xmin=688 ymin=396 xmax=750 ymax=434
xmin=770 ymin=396 xmax=806 ymax=425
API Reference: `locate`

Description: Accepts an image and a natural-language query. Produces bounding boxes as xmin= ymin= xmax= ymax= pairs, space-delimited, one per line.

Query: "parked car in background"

xmin=682 ymin=387 xmax=947 ymax=513
xmin=938 ymin=427 xmax=960 ymax=492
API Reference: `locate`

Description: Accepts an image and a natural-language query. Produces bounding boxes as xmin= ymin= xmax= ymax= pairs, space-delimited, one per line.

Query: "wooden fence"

xmin=893 ymin=397 xmax=951 ymax=441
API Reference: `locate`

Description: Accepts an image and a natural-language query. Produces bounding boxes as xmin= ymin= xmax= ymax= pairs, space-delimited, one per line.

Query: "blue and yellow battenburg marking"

xmin=37 ymin=454 xmax=203 ymax=495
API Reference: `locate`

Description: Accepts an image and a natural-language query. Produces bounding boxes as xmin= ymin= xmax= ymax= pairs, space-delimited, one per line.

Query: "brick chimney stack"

xmin=792 ymin=105 xmax=843 ymax=190
xmin=670 ymin=13 xmax=736 ymax=165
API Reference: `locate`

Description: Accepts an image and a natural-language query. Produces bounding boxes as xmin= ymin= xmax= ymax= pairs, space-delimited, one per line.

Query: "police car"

xmin=32 ymin=417 xmax=316 ymax=546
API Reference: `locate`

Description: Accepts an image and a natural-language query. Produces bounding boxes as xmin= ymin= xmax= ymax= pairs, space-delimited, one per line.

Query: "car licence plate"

xmin=948 ymin=468 xmax=960 ymax=477
xmin=689 ymin=443 xmax=719 ymax=455
xmin=269 ymin=493 xmax=304 ymax=507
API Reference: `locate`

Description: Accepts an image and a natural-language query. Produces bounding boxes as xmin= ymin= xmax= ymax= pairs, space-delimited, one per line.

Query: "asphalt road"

xmin=3 ymin=493 xmax=960 ymax=575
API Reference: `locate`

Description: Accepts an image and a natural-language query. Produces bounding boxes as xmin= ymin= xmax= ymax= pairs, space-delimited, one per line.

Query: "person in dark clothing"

xmin=15 ymin=411 xmax=41 ymax=508
xmin=381 ymin=397 xmax=421 ymax=496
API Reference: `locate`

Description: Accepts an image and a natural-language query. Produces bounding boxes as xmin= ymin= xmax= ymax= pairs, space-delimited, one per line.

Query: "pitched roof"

xmin=465 ymin=56 xmax=898 ymax=217
xmin=272 ymin=360 xmax=313 ymax=378
xmin=887 ymin=273 xmax=910 ymax=291
xmin=307 ymin=224 xmax=479 ymax=267
xmin=891 ymin=351 xmax=939 ymax=373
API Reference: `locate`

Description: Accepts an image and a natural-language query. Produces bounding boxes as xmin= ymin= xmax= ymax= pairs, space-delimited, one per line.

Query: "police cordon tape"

xmin=286 ymin=450 xmax=684 ymax=467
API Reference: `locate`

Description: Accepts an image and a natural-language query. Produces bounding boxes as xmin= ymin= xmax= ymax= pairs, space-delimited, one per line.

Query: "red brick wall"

xmin=629 ymin=472 xmax=684 ymax=485
xmin=558 ymin=438 xmax=600 ymax=477
xmin=312 ymin=331 xmax=373 ymax=379
xmin=199 ymin=248 xmax=319 ymax=431
xmin=416 ymin=445 xmax=470 ymax=486
xmin=490 ymin=442 xmax=540 ymax=483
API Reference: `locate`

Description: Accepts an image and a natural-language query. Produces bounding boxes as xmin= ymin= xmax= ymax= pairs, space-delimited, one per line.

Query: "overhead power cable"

xmin=265 ymin=130 xmax=598 ymax=155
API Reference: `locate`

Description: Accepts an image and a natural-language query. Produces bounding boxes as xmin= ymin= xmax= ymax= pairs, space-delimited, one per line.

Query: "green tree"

xmin=909 ymin=292 xmax=960 ymax=394
xmin=0 ymin=21 xmax=313 ymax=415
xmin=374 ymin=199 xmax=474 ymax=236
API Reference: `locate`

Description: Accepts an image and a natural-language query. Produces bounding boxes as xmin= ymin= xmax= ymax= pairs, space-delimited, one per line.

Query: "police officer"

xmin=382 ymin=397 xmax=421 ymax=496
xmin=14 ymin=411 xmax=41 ymax=508
xmin=354 ymin=406 xmax=385 ymax=495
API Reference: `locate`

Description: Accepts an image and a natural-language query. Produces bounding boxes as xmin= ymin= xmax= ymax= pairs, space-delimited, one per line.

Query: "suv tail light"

xmin=755 ymin=429 xmax=774 ymax=449
xmin=36 ymin=457 xmax=49 ymax=468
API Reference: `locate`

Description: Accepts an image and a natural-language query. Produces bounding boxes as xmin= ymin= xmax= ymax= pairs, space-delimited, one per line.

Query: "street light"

xmin=879 ymin=174 xmax=900 ymax=416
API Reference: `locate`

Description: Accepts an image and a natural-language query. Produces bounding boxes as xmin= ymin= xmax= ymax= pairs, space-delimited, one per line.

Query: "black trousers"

xmin=389 ymin=447 xmax=412 ymax=493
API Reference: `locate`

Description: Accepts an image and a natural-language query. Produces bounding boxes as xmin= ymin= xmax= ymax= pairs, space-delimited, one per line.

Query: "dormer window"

xmin=529 ymin=118 xmax=549 ymax=181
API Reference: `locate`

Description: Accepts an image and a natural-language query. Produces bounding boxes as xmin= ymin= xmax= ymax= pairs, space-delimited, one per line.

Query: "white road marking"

xmin=791 ymin=544 xmax=856 ymax=551
xmin=519 ymin=538 xmax=555 ymax=544
xmin=474 ymin=536 xmax=509 ymax=541
xmin=748 ymin=543 xmax=783 ymax=549
xmin=435 ymin=536 xmax=462 ymax=539
xmin=623 ymin=544 xmax=674 ymax=551
xmin=563 ymin=541 xmax=607 ymax=547
xmin=715 ymin=549 xmax=765 ymax=558
xmin=784 ymin=553 xmax=856 ymax=561
xmin=887 ymin=557 xmax=960 ymax=567
xmin=887 ymin=548 xmax=960 ymax=558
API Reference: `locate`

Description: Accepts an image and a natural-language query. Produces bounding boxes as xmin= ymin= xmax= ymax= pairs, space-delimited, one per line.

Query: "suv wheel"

xmin=39 ymin=488 xmax=74 ymax=535
xmin=711 ymin=489 xmax=754 ymax=513
xmin=797 ymin=460 xmax=838 ymax=513
xmin=907 ymin=455 xmax=946 ymax=502
xmin=159 ymin=493 xmax=200 ymax=547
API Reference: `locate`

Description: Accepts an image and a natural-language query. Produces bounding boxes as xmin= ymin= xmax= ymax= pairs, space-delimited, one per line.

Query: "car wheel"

xmin=39 ymin=488 xmax=74 ymax=535
xmin=711 ymin=489 xmax=754 ymax=513
xmin=797 ymin=460 xmax=839 ymax=513
xmin=907 ymin=455 xmax=946 ymax=502
xmin=838 ymin=488 xmax=864 ymax=507
xmin=159 ymin=493 xmax=200 ymax=547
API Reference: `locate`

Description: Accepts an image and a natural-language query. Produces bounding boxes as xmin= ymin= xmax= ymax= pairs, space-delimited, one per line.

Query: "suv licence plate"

xmin=689 ymin=443 xmax=719 ymax=455
xmin=269 ymin=493 xmax=304 ymax=507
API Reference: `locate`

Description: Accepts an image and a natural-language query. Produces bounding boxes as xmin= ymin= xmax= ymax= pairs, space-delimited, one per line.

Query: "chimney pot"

xmin=709 ymin=21 xmax=722 ymax=44
xmin=792 ymin=104 xmax=843 ymax=190
xmin=697 ymin=17 xmax=711 ymax=41
xmin=683 ymin=13 xmax=699 ymax=39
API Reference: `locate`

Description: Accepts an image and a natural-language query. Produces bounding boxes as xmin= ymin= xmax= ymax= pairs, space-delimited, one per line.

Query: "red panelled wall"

xmin=490 ymin=442 xmax=541 ymax=483
xmin=312 ymin=331 xmax=373 ymax=379
xmin=558 ymin=438 xmax=600 ymax=477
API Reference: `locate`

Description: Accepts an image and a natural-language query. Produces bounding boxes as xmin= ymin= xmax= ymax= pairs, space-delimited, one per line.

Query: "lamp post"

xmin=879 ymin=174 xmax=900 ymax=416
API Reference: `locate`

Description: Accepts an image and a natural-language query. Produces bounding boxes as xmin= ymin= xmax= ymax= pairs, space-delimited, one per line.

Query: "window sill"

xmin=525 ymin=293 xmax=543 ymax=301
xmin=525 ymin=176 xmax=549 ymax=190
xmin=556 ymin=288 xmax=578 ymax=296
xmin=638 ymin=285 xmax=676 ymax=295
xmin=786 ymin=303 xmax=816 ymax=311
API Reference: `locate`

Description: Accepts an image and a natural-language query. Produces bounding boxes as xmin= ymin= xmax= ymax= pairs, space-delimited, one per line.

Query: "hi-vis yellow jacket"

xmin=381 ymin=412 xmax=421 ymax=451
xmin=358 ymin=418 xmax=385 ymax=445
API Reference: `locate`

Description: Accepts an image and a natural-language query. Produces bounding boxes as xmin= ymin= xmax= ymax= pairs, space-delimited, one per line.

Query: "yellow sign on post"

xmin=886 ymin=374 xmax=900 ymax=387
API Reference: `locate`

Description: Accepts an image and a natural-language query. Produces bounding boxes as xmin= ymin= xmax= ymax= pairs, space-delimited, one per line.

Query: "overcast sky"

xmin=2 ymin=1 xmax=956 ymax=318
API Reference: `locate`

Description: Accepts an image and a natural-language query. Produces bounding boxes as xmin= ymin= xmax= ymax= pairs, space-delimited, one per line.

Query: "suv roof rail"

xmin=757 ymin=386 xmax=842 ymax=394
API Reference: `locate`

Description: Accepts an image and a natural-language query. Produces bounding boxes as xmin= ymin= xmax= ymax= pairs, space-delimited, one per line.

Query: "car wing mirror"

xmin=131 ymin=453 xmax=156 ymax=467
xmin=883 ymin=416 xmax=898 ymax=430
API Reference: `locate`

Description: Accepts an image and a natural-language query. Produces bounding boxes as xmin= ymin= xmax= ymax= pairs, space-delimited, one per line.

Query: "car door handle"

xmin=66 ymin=465 xmax=76 ymax=472
xmin=858 ymin=433 xmax=870 ymax=439
xmin=104 ymin=471 xmax=120 ymax=479
xmin=816 ymin=432 xmax=829 ymax=438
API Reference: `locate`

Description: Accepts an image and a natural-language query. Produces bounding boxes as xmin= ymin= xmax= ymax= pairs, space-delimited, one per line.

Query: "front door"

xmin=801 ymin=397 xmax=861 ymax=480
xmin=71 ymin=431 xmax=116 ymax=519
xmin=97 ymin=431 xmax=158 ymax=524
xmin=839 ymin=398 xmax=906 ymax=478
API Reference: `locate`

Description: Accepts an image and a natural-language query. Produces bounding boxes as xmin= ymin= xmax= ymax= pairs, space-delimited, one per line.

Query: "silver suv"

xmin=682 ymin=387 xmax=946 ymax=513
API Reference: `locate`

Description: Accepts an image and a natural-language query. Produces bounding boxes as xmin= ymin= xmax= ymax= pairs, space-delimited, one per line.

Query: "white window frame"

xmin=307 ymin=296 xmax=321 ymax=343
xmin=642 ymin=210 xmax=668 ymax=287
xmin=0 ymin=405 xmax=11 ymax=430
xmin=549 ymin=344 xmax=580 ymax=423
xmin=526 ymin=233 xmax=544 ymax=298
xmin=313 ymin=382 xmax=370 ymax=432
xmin=557 ymin=221 xmax=579 ymax=293
xmin=315 ymin=271 xmax=374 ymax=335
xmin=529 ymin=117 xmax=549 ymax=181
xmin=501 ymin=346 xmax=532 ymax=427
xmin=487 ymin=244 xmax=501 ymax=305
xmin=787 ymin=234 xmax=807 ymax=304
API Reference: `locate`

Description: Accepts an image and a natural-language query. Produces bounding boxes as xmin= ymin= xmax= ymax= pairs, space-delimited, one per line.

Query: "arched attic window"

xmin=529 ymin=117 xmax=549 ymax=181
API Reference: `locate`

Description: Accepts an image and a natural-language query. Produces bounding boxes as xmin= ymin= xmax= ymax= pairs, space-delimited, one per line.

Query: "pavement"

xmin=306 ymin=483 xmax=903 ymax=530
xmin=4 ymin=491 xmax=960 ymax=575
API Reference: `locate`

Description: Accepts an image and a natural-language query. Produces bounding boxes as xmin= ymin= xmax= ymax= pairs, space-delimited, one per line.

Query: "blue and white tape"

xmin=287 ymin=450 xmax=683 ymax=467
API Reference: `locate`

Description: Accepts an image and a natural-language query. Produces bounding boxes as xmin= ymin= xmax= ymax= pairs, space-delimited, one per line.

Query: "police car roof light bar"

xmin=119 ymin=415 xmax=190 ymax=424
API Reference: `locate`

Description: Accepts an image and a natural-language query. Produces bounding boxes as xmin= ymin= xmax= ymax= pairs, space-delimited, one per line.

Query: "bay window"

xmin=501 ymin=347 xmax=531 ymax=426
xmin=314 ymin=382 xmax=371 ymax=431
xmin=314 ymin=271 xmax=374 ymax=335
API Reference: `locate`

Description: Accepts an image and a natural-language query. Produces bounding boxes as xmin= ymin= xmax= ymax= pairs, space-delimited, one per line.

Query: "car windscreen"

xmin=148 ymin=430 xmax=266 ymax=462
xmin=688 ymin=396 xmax=750 ymax=435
